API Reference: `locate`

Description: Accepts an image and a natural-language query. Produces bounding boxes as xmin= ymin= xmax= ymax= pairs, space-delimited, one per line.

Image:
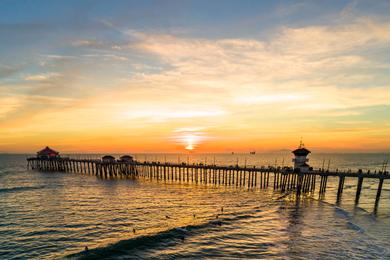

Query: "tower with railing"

xmin=292 ymin=141 xmax=311 ymax=173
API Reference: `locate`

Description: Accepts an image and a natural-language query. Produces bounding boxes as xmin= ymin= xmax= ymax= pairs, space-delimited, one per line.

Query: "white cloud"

xmin=24 ymin=72 xmax=60 ymax=81
xmin=173 ymin=127 xmax=207 ymax=133
xmin=122 ymin=109 xmax=226 ymax=122
xmin=0 ymin=96 xmax=21 ymax=119
xmin=234 ymin=94 xmax=306 ymax=105
xmin=124 ymin=17 xmax=390 ymax=114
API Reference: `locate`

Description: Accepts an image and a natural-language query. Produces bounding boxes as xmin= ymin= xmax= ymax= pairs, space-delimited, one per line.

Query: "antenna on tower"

xmin=299 ymin=137 xmax=304 ymax=148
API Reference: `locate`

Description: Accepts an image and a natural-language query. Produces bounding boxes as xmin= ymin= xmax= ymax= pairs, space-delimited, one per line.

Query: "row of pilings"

xmin=27 ymin=158 xmax=137 ymax=178
xmin=27 ymin=157 xmax=388 ymax=208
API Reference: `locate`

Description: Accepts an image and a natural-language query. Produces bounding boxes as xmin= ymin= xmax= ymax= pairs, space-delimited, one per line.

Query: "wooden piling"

xmin=355 ymin=177 xmax=364 ymax=204
xmin=375 ymin=178 xmax=384 ymax=207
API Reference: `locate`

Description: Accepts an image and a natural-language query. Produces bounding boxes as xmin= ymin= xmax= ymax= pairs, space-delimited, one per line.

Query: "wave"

xmin=334 ymin=206 xmax=351 ymax=218
xmin=319 ymin=201 xmax=370 ymax=235
xmin=0 ymin=185 xmax=46 ymax=193
xmin=66 ymin=223 xmax=214 ymax=259
xmin=275 ymin=192 xmax=292 ymax=200
xmin=65 ymin=211 xmax=257 ymax=259
xmin=346 ymin=221 xmax=365 ymax=233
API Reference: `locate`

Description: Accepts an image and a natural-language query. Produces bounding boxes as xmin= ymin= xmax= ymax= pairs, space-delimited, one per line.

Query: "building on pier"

xmin=37 ymin=146 xmax=60 ymax=159
xmin=292 ymin=142 xmax=311 ymax=173
xmin=102 ymin=155 xmax=116 ymax=162
xmin=119 ymin=155 xmax=134 ymax=162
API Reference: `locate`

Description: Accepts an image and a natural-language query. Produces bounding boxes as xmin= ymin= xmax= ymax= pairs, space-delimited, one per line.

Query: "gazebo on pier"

xmin=102 ymin=155 xmax=116 ymax=163
xmin=37 ymin=146 xmax=60 ymax=159
xmin=119 ymin=155 xmax=134 ymax=162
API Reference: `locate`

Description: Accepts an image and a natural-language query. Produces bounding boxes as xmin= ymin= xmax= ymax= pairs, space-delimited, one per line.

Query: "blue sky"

xmin=0 ymin=0 xmax=390 ymax=152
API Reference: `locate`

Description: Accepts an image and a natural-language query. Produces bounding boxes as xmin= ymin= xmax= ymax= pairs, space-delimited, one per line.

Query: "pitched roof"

xmin=102 ymin=155 xmax=116 ymax=160
xmin=292 ymin=147 xmax=311 ymax=155
xmin=37 ymin=146 xmax=59 ymax=155
xmin=120 ymin=155 xmax=133 ymax=160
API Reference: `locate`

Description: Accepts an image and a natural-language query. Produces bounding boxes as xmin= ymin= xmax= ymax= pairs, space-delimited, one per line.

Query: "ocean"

xmin=0 ymin=153 xmax=389 ymax=259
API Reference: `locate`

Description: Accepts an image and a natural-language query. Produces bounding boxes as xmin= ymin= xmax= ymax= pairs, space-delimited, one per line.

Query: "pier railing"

xmin=27 ymin=157 xmax=388 ymax=209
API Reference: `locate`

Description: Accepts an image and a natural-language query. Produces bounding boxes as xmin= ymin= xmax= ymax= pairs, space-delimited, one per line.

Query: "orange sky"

xmin=1 ymin=2 xmax=390 ymax=153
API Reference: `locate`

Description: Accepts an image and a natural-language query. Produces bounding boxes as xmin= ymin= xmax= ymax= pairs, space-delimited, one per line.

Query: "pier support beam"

xmin=336 ymin=176 xmax=345 ymax=202
xmin=355 ymin=177 xmax=364 ymax=204
xmin=375 ymin=178 xmax=384 ymax=208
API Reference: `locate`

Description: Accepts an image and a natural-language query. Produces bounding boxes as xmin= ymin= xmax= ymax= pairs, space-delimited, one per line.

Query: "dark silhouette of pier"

xmin=27 ymin=155 xmax=389 ymax=210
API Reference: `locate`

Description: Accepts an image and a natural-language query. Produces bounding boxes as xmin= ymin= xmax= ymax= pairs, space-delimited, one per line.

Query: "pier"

xmin=27 ymin=153 xmax=389 ymax=209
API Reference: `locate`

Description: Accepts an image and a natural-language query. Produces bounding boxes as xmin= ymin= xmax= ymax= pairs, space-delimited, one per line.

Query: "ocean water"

xmin=0 ymin=153 xmax=389 ymax=259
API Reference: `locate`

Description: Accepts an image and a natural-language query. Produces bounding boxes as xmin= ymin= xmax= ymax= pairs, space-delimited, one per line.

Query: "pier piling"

xmin=27 ymin=156 xmax=388 ymax=208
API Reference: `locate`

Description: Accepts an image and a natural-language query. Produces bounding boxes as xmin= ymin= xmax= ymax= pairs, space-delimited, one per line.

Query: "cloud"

xmin=82 ymin=54 xmax=128 ymax=61
xmin=0 ymin=94 xmax=73 ymax=123
xmin=125 ymin=17 xmax=390 ymax=93
xmin=173 ymin=127 xmax=207 ymax=133
xmin=234 ymin=94 xmax=306 ymax=105
xmin=117 ymin=17 xmax=390 ymax=119
xmin=24 ymin=72 xmax=60 ymax=81
xmin=0 ymin=65 xmax=22 ymax=79
xmin=0 ymin=96 xmax=21 ymax=119
xmin=122 ymin=109 xmax=226 ymax=122
xmin=71 ymin=39 xmax=129 ymax=51
xmin=1 ymin=14 xmax=390 ymax=151
xmin=272 ymin=17 xmax=390 ymax=56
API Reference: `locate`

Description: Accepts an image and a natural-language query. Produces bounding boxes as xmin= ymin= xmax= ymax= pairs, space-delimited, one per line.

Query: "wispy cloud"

xmin=1 ymin=8 xmax=390 ymax=151
xmin=173 ymin=127 xmax=207 ymax=133
xmin=234 ymin=94 xmax=306 ymax=105
xmin=0 ymin=65 xmax=22 ymax=79
xmin=122 ymin=109 xmax=226 ymax=122
xmin=24 ymin=72 xmax=60 ymax=81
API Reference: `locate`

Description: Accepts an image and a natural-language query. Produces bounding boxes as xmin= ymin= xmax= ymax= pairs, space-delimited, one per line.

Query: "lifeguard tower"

xmin=292 ymin=141 xmax=311 ymax=173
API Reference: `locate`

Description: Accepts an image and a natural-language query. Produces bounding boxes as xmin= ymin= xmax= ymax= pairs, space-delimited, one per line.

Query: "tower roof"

xmin=292 ymin=147 xmax=311 ymax=155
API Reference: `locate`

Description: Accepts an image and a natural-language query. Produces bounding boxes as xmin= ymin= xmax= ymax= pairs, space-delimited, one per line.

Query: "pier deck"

xmin=27 ymin=157 xmax=389 ymax=209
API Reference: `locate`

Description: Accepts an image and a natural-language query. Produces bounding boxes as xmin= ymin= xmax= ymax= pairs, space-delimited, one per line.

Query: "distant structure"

xmin=292 ymin=141 xmax=311 ymax=173
xmin=119 ymin=155 xmax=134 ymax=162
xmin=37 ymin=146 xmax=60 ymax=159
xmin=102 ymin=155 xmax=116 ymax=162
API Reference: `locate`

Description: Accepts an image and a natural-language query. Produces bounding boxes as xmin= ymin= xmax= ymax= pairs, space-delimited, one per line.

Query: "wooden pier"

xmin=27 ymin=156 xmax=389 ymax=208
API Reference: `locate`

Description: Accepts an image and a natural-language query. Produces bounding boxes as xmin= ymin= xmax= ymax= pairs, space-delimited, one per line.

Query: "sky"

xmin=0 ymin=0 xmax=390 ymax=153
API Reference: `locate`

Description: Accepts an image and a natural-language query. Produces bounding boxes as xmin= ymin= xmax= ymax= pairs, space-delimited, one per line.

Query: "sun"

xmin=185 ymin=136 xmax=195 ymax=151
xmin=185 ymin=144 xmax=194 ymax=150
xmin=172 ymin=130 xmax=205 ymax=152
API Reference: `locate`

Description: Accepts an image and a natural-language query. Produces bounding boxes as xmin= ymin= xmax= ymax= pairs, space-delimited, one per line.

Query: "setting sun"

xmin=177 ymin=134 xmax=201 ymax=151
xmin=185 ymin=136 xmax=195 ymax=151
